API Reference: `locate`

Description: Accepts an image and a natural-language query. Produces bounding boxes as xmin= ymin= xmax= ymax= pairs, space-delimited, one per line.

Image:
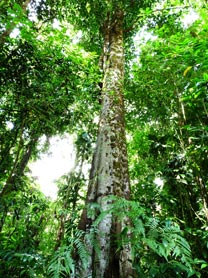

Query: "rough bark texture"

xmin=77 ymin=10 xmax=135 ymax=278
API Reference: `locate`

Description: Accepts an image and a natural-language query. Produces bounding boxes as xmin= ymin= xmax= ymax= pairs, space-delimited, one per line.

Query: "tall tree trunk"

xmin=77 ymin=10 xmax=134 ymax=278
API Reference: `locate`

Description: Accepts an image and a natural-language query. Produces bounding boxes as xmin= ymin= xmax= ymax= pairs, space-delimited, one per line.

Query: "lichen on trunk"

xmin=77 ymin=9 xmax=135 ymax=278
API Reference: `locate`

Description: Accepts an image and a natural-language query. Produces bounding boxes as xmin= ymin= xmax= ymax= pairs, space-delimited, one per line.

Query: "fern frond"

xmin=47 ymin=245 xmax=74 ymax=278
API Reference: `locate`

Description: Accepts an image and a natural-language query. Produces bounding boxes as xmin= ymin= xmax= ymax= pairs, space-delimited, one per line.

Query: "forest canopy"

xmin=0 ymin=0 xmax=208 ymax=277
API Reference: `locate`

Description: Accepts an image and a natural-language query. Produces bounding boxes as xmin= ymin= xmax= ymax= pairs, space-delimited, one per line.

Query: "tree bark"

xmin=77 ymin=10 xmax=135 ymax=278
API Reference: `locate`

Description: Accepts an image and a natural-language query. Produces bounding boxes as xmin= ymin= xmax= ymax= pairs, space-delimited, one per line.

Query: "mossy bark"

xmin=77 ymin=10 xmax=135 ymax=278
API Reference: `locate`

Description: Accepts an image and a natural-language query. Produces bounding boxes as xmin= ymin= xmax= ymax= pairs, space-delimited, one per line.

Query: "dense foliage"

xmin=0 ymin=0 xmax=208 ymax=277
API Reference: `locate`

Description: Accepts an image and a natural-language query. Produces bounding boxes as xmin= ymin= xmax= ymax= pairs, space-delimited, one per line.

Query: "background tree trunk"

xmin=0 ymin=135 xmax=38 ymax=198
xmin=77 ymin=10 xmax=134 ymax=278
